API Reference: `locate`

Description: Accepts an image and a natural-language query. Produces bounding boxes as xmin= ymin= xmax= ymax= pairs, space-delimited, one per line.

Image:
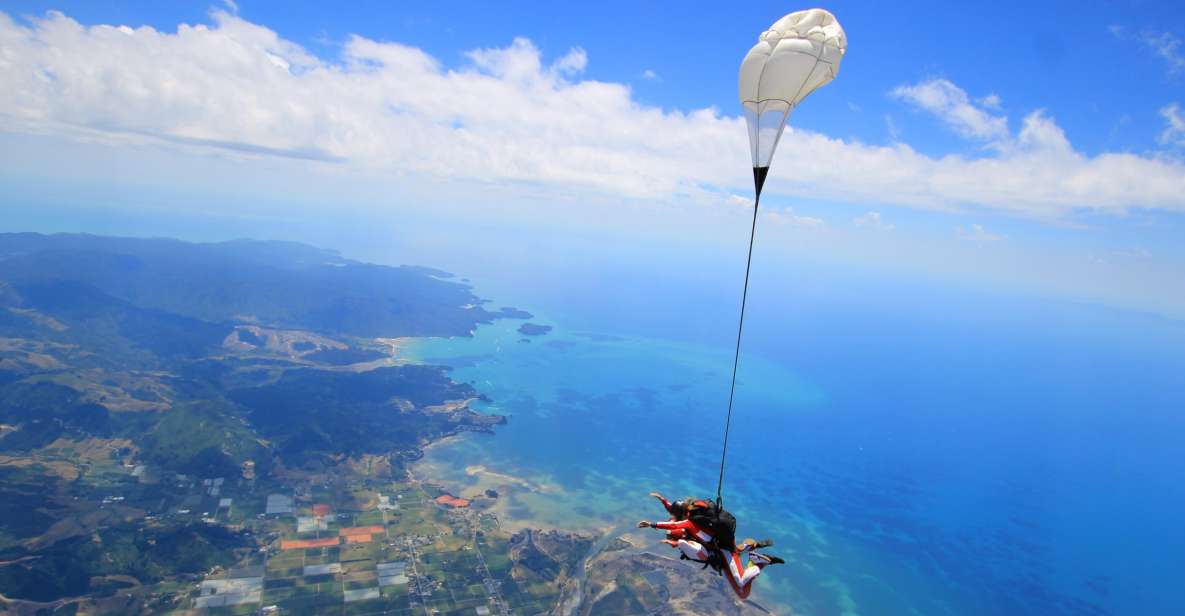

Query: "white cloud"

xmin=977 ymin=93 xmax=1002 ymax=111
xmin=551 ymin=47 xmax=588 ymax=76
xmin=766 ymin=209 xmax=824 ymax=228
xmin=641 ymin=69 xmax=659 ymax=81
xmin=1160 ymin=103 xmax=1185 ymax=147
xmin=1113 ymin=26 xmax=1185 ymax=75
xmin=891 ymin=78 xmax=1009 ymax=142
xmin=465 ymin=38 xmax=585 ymax=80
xmin=959 ymin=224 xmax=1002 ymax=242
xmin=853 ymin=211 xmax=894 ymax=230
xmin=1142 ymin=31 xmax=1185 ymax=74
xmin=727 ymin=194 xmax=752 ymax=208
xmin=1 ymin=10 xmax=1185 ymax=220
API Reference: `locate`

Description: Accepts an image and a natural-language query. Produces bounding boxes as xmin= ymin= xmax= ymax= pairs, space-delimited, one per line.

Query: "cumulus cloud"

xmin=977 ymin=93 xmax=1002 ymax=111
xmin=641 ymin=69 xmax=659 ymax=81
xmin=551 ymin=47 xmax=588 ymax=76
xmin=1160 ymin=103 xmax=1185 ymax=147
xmin=2 ymin=10 xmax=1185 ymax=220
xmin=891 ymin=78 xmax=1009 ymax=142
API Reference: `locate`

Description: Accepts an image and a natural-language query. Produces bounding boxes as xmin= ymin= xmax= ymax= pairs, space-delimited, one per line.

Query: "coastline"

xmin=409 ymin=448 xmax=782 ymax=615
xmin=411 ymin=446 xmax=581 ymax=535
xmin=400 ymin=326 xmax=795 ymax=613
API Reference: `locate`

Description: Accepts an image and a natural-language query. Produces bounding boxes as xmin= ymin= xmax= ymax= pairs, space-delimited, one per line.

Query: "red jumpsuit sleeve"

xmin=653 ymin=519 xmax=695 ymax=532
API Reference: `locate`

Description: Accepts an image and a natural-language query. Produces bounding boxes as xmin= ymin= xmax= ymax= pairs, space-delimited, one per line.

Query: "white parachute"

xmin=738 ymin=8 xmax=847 ymax=192
xmin=714 ymin=9 xmax=847 ymax=508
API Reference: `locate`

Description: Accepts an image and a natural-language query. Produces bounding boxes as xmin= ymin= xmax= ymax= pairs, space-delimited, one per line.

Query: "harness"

xmin=680 ymin=548 xmax=728 ymax=575
xmin=687 ymin=501 xmax=738 ymax=553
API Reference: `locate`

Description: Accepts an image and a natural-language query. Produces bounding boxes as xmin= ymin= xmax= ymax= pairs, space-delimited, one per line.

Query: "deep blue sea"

xmin=405 ymin=258 xmax=1185 ymax=615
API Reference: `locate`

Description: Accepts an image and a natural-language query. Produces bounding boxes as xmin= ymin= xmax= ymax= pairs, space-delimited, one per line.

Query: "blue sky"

xmin=1 ymin=1 xmax=1184 ymax=316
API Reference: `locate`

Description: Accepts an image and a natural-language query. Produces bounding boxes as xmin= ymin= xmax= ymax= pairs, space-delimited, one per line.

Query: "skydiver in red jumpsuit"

xmin=640 ymin=492 xmax=783 ymax=600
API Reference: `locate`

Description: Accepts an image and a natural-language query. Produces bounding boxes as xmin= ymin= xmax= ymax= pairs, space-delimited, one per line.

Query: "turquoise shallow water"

xmin=407 ymin=318 xmax=830 ymax=610
xmin=405 ymin=281 xmax=1185 ymax=614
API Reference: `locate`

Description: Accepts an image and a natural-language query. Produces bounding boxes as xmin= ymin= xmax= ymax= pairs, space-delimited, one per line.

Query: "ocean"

xmin=404 ymin=255 xmax=1185 ymax=615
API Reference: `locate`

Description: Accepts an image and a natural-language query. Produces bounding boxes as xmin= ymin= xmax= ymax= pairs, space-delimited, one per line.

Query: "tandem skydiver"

xmin=639 ymin=492 xmax=783 ymax=600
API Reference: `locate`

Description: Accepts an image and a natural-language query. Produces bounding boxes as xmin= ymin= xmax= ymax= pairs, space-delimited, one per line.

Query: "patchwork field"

xmin=183 ymin=475 xmax=581 ymax=616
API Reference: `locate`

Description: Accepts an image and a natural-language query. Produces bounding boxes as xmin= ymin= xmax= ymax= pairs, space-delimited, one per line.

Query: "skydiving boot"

xmin=740 ymin=538 xmax=774 ymax=550
xmin=748 ymin=552 xmax=785 ymax=566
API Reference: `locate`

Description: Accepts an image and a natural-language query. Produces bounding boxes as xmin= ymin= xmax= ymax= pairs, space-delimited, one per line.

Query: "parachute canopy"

xmin=738 ymin=8 xmax=847 ymax=172
xmin=713 ymin=10 xmax=847 ymax=510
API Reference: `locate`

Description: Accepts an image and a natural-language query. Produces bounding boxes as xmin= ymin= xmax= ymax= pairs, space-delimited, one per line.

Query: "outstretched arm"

xmin=637 ymin=519 xmax=694 ymax=532
xmin=649 ymin=492 xmax=679 ymax=517
xmin=650 ymin=519 xmax=696 ymax=532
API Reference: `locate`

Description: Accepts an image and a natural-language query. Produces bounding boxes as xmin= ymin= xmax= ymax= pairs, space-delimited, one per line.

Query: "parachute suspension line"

xmin=716 ymin=166 xmax=769 ymax=508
